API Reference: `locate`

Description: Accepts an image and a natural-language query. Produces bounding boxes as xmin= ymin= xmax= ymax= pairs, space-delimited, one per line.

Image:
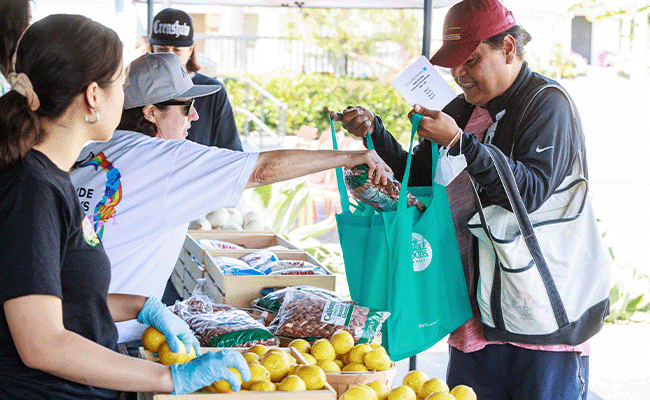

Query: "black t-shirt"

xmin=189 ymin=73 xmax=243 ymax=151
xmin=0 ymin=150 xmax=119 ymax=400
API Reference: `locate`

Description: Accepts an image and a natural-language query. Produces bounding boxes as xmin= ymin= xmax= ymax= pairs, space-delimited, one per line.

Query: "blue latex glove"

xmin=170 ymin=349 xmax=251 ymax=394
xmin=137 ymin=296 xmax=201 ymax=355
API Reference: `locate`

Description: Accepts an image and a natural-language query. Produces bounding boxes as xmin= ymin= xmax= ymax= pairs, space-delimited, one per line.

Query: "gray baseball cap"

xmin=123 ymin=52 xmax=219 ymax=109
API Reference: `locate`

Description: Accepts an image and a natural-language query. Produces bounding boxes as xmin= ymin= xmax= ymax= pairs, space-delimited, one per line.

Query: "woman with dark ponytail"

xmin=0 ymin=14 xmax=250 ymax=399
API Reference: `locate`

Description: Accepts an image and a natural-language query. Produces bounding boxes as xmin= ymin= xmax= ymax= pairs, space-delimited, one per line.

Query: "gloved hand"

xmin=137 ymin=296 xmax=201 ymax=356
xmin=170 ymin=349 xmax=251 ymax=394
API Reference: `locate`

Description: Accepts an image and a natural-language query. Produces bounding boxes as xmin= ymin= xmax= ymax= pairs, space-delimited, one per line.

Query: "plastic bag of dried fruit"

xmin=255 ymin=285 xmax=347 ymax=314
xmin=344 ymin=165 xmax=426 ymax=212
xmin=187 ymin=309 xmax=279 ymax=348
xmin=268 ymin=289 xmax=389 ymax=344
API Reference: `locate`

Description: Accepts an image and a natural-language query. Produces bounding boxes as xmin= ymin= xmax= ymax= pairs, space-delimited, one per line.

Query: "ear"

xmin=503 ymin=35 xmax=517 ymax=64
xmin=142 ymin=105 xmax=157 ymax=124
xmin=85 ymin=82 xmax=100 ymax=111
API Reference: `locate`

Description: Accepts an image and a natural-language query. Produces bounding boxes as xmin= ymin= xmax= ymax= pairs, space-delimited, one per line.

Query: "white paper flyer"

xmin=391 ymin=56 xmax=457 ymax=111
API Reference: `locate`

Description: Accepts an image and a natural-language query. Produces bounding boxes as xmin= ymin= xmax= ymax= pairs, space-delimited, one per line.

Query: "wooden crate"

xmin=292 ymin=352 xmax=396 ymax=398
xmin=179 ymin=231 xmax=335 ymax=308
xmin=137 ymin=347 xmax=337 ymax=400
xmin=202 ymin=249 xmax=335 ymax=308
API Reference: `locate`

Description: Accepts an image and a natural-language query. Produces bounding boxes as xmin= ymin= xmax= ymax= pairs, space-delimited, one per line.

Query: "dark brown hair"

xmin=0 ymin=0 xmax=31 ymax=77
xmin=0 ymin=14 xmax=123 ymax=170
xmin=117 ymin=106 xmax=166 ymax=138
xmin=483 ymin=25 xmax=532 ymax=60
xmin=146 ymin=42 xmax=202 ymax=73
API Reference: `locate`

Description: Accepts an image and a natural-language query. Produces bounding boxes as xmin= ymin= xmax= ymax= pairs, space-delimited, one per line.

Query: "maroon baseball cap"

xmin=429 ymin=0 xmax=516 ymax=68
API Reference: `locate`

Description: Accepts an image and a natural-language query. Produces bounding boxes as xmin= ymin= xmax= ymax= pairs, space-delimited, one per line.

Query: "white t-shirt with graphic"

xmin=71 ymin=130 xmax=258 ymax=342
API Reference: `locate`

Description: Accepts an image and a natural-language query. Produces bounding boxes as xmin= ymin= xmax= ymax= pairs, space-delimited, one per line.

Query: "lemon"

xmin=342 ymin=362 xmax=368 ymax=372
xmin=247 ymin=359 xmax=261 ymax=366
xmin=388 ymin=385 xmax=417 ymax=400
xmin=141 ymin=326 xmax=166 ymax=353
xmin=316 ymin=360 xmax=341 ymax=372
xmin=311 ymin=338 xmax=337 ymax=362
xmin=339 ymin=351 xmax=351 ymax=364
xmin=211 ymin=366 xmax=243 ymax=393
xmin=450 ymin=385 xmax=477 ymax=400
xmin=420 ymin=378 xmax=450 ymax=398
xmin=301 ymin=353 xmax=318 ymax=365
xmin=348 ymin=343 xmax=372 ymax=364
xmin=157 ymin=341 xmax=195 ymax=366
xmin=424 ymin=393 xmax=455 ymax=400
xmin=246 ymin=344 xmax=268 ymax=359
xmin=261 ymin=351 xmax=291 ymax=382
xmin=288 ymin=363 xmax=301 ymax=376
xmin=341 ymin=384 xmax=378 ymax=400
xmin=249 ymin=380 xmax=276 ymax=391
xmin=242 ymin=364 xmax=271 ymax=389
xmin=334 ymin=359 xmax=345 ymax=369
xmin=364 ymin=348 xmax=392 ymax=371
xmin=296 ymin=365 xmax=327 ymax=390
xmin=289 ymin=338 xmax=312 ymax=354
xmin=277 ymin=375 xmax=307 ymax=391
xmin=267 ymin=348 xmax=291 ymax=363
xmin=243 ymin=352 xmax=260 ymax=363
xmin=331 ymin=329 xmax=355 ymax=355
xmin=370 ymin=343 xmax=382 ymax=349
xmin=402 ymin=370 xmax=429 ymax=396
xmin=368 ymin=380 xmax=390 ymax=400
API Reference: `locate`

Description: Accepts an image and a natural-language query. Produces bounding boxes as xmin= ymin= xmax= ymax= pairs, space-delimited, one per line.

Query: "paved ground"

xmin=393 ymin=324 xmax=650 ymax=400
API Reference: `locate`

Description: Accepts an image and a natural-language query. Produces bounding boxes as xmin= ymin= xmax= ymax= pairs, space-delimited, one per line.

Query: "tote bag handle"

xmin=330 ymin=113 xmax=437 ymax=213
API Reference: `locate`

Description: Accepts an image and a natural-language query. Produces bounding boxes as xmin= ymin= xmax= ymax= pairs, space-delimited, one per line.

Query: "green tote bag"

xmin=333 ymin=114 xmax=472 ymax=361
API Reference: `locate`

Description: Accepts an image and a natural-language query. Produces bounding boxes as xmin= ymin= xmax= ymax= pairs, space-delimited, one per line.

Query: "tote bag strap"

xmin=471 ymin=144 xmax=570 ymax=328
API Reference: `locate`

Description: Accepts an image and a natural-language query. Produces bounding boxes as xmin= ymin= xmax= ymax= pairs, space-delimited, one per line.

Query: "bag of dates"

xmin=344 ymin=165 xmax=425 ymax=212
xmin=186 ymin=309 xmax=279 ymax=348
xmin=269 ymin=289 xmax=389 ymax=344
xmin=256 ymin=285 xmax=346 ymax=314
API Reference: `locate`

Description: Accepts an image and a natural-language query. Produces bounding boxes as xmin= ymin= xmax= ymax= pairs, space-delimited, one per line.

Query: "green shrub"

xmin=225 ymin=73 xmax=416 ymax=144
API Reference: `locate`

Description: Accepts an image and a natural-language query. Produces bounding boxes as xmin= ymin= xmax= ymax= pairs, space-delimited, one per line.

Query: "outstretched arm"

xmin=245 ymin=148 xmax=393 ymax=189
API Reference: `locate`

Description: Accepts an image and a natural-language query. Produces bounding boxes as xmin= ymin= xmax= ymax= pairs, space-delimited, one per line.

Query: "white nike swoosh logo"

xmin=536 ymin=145 xmax=554 ymax=153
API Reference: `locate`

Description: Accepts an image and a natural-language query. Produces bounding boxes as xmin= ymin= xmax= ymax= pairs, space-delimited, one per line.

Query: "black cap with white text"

xmin=149 ymin=8 xmax=194 ymax=47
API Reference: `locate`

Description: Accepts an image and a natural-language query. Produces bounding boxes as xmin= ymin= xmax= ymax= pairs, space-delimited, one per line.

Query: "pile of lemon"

xmin=289 ymin=329 xmax=393 ymax=373
xmin=232 ymin=344 xmax=329 ymax=392
xmin=143 ymin=327 xmax=327 ymax=393
xmin=339 ymin=370 xmax=477 ymax=400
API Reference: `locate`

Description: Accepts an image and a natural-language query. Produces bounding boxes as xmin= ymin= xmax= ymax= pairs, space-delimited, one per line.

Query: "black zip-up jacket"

xmin=368 ymin=62 xmax=587 ymax=213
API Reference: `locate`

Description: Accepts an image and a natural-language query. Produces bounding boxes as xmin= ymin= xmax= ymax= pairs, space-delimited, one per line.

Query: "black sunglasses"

xmin=155 ymin=98 xmax=195 ymax=116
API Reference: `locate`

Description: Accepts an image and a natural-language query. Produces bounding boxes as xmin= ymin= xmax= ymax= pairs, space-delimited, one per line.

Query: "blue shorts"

xmin=447 ymin=344 xmax=589 ymax=400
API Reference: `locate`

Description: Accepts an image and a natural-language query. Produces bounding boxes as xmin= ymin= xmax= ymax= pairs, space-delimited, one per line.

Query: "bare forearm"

xmin=246 ymin=149 xmax=391 ymax=188
xmin=107 ymin=293 xmax=147 ymax=322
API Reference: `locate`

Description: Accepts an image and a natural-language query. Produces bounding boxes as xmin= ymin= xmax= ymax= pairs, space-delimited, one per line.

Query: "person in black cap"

xmin=149 ymin=8 xmax=243 ymax=151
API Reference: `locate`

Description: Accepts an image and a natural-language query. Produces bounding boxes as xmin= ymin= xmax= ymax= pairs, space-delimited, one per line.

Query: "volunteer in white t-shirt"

xmin=70 ymin=52 xmax=392 ymax=347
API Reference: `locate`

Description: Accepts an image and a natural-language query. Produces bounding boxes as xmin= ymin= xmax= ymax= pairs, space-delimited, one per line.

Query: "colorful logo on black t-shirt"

xmin=82 ymin=215 xmax=100 ymax=247
xmin=77 ymin=152 xmax=122 ymax=239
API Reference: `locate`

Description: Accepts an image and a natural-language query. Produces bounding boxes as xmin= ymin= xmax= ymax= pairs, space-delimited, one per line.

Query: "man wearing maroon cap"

xmin=332 ymin=1 xmax=592 ymax=399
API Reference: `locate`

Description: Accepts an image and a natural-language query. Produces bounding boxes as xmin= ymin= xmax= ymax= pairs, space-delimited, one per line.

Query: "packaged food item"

xmin=197 ymin=238 xmax=243 ymax=250
xmin=267 ymin=260 xmax=329 ymax=275
xmin=268 ymin=289 xmax=389 ymax=343
xmin=213 ymin=256 xmax=270 ymax=275
xmin=256 ymin=286 xmax=345 ymax=314
xmin=240 ymin=250 xmax=280 ymax=269
xmin=344 ymin=165 xmax=426 ymax=212
xmin=187 ymin=309 xmax=279 ymax=348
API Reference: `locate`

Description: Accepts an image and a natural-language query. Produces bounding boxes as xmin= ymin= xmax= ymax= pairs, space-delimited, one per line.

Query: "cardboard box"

xmin=137 ymin=347 xmax=337 ymax=400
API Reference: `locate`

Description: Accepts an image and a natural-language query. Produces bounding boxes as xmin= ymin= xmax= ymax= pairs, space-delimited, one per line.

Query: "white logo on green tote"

xmin=412 ymin=233 xmax=432 ymax=272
